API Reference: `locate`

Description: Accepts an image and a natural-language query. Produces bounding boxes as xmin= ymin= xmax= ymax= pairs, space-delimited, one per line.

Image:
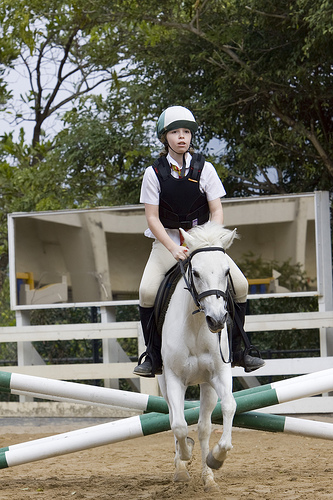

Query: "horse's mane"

xmin=183 ymin=222 xmax=238 ymax=252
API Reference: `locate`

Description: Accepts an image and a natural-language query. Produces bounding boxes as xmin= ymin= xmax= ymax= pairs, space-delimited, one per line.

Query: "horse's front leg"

xmin=198 ymin=383 xmax=219 ymax=491
xmin=207 ymin=366 xmax=236 ymax=470
xmin=164 ymin=371 xmax=194 ymax=463
xmin=158 ymin=373 xmax=192 ymax=482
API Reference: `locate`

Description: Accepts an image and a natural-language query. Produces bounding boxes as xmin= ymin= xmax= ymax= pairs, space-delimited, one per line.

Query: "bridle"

xmin=179 ymin=246 xmax=233 ymax=363
xmin=179 ymin=246 xmax=229 ymax=314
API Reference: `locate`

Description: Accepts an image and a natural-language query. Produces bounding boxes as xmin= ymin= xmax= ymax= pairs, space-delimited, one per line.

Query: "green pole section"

xmin=140 ymin=412 xmax=171 ymax=436
xmin=234 ymin=383 xmax=274 ymax=397
xmin=230 ymin=412 xmax=285 ymax=433
xmin=146 ymin=396 xmax=199 ymax=414
xmin=0 ymin=372 xmax=12 ymax=394
xmin=142 ymin=405 xmax=286 ymax=438
xmin=235 ymin=389 xmax=279 ymax=414
xmin=145 ymin=396 xmax=170 ymax=414
xmin=140 ymin=407 xmax=202 ymax=436
xmin=0 ymin=452 xmax=8 ymax=469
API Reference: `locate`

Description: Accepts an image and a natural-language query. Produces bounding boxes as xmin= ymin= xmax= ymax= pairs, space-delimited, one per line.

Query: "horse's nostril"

xmin=206 ymin=315 xmax=214 ymax=327
xmin=206 ymin=315 xmax=226 ymax=333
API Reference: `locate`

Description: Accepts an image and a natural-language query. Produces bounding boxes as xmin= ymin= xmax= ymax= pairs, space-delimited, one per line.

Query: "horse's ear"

xmin=179 ymin=228 xmax=195 ymax=248
xmin=221 ymin=228 xmax=238 ymax=250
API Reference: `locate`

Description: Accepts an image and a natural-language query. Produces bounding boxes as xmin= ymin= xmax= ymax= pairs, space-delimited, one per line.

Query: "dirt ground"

xmin=0 ymin=417 xmax=332 ymax=500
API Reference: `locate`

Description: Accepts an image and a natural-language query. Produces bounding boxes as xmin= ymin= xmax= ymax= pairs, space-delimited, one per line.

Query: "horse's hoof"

xmin=206 ymin=450 xmax=224 ymax=470
xmin=174 ymin=469 xmax=191 ymax=482
xmin=203 ymin=470 xmax=219 ymax=492
xmin=204 ymin=480 xmax=220 ymax=492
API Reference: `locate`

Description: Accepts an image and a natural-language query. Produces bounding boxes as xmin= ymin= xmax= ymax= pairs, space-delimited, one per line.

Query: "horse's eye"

xmin=193 ymin=270 xmax=200 ymax=279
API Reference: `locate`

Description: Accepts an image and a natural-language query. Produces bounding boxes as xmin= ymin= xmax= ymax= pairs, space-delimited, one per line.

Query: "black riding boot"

xmin=231 ymin=302 xmax=265 ymax=373
xmin=133 ymin=306 xmax=162 ymax=378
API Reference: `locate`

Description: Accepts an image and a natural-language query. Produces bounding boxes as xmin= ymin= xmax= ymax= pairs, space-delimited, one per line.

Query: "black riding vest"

xmin=152 ymin=153 xmax=210 ymax=230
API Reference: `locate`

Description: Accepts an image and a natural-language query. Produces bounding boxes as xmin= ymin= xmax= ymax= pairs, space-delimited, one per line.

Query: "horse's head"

xmin=180 ymin=223 xmax=238 ymax=333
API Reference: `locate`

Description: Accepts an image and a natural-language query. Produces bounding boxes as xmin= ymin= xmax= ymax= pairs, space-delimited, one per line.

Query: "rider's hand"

xmin=171 ymin=245 xmax=188 ymax=261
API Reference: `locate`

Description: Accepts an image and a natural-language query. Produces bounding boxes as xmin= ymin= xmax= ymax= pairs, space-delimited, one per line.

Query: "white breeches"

xmin=139 ymin=239 xmax=248 ymax=308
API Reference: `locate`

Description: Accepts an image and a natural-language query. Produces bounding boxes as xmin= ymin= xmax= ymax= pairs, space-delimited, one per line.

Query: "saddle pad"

xmin=154 ymin=260 xmax=188 ymax=335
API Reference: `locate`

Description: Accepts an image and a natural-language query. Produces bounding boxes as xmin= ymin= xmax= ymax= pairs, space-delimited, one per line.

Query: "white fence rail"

xmin=0 ymin=311 xmax=333 ymax=413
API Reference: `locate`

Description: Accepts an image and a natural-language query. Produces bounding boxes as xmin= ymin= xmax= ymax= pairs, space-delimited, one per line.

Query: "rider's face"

xmin=166 ymin=128 xmax=191 ymax=155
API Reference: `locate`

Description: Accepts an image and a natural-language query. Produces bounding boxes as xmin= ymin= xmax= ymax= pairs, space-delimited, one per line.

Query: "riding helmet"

xmin=156 ymin=106 xmax=198 ymax=141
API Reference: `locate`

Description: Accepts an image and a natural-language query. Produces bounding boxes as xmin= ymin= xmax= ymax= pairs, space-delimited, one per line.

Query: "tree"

xmin=39 ymin=93 xmax=154 ymax=209
xmin=0 ymin=13 xmax=19 ymax=107
xmin=123 ymin=0 xmax=333 ymax=196
xmin=0 ymin=0 xmax=134 ymax=156
xmin=0 ymin=0 xmax=154 ymax=309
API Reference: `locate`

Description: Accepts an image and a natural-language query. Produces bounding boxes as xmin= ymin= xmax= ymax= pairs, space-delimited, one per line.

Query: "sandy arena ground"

xmin=0 ymin=416 xmax=332 ymax=499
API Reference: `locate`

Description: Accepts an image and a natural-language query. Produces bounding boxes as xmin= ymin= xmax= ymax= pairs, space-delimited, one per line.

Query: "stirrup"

xmin=133 ymin=352 xmax=153 ymax=377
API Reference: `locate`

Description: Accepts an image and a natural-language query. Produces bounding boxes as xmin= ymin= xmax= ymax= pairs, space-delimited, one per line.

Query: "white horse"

xmin=158 ymin=222 xmax=237 ymax=491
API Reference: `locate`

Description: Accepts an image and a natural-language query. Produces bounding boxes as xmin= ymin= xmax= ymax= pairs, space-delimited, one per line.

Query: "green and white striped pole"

xmin=0 ymin=371 xmax=170 ymax=413
xmin=234 ymin=367 xmax=333 ymax=414
xmin=227 ymin=412 xmax=333 ymax=440
xmin=0 ymin=408 xmax=199 ymax=469
xmin=234 ymin=368 xmax=333 ymax=398
xmin=2 ymin=405 xmax=333 ymax=469
xmin=2 ymin=368 xmax=333 ymax=415
xmin=1 ymin=367 xmax=333 ymax=469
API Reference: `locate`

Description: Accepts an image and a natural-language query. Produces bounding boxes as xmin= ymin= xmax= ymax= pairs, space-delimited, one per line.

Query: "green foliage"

xmin=125 ymin=0 xmax=333 ymax=196
xmin=115 ymin=305 xmax=139 ymax=359
xmin=42 ymin=94 xmax=153 ymax=208
xmin=0 ymin=273 xmax=15 ymax=327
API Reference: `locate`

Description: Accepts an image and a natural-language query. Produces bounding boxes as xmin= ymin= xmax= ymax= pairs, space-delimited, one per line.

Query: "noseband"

xmin=179 ymin=247 xmax=228 ymax=314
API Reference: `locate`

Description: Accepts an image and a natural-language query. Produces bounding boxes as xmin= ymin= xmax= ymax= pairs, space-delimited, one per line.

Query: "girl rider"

xmin=133 ymin=105 xmax=265 ymax=377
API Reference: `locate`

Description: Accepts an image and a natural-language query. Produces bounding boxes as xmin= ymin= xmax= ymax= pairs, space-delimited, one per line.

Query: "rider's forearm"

xmin=149 ymin=218 xmax=178 ymax=252
xmin=209 ymin=198 xmax=224 ymax=225
xmin=145 ymin=204 xmax=179 ymax=253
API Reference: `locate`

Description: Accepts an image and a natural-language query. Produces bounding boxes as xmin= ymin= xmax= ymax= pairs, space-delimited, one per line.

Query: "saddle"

xmin=154 ymin=260 xmax=188 ymax=336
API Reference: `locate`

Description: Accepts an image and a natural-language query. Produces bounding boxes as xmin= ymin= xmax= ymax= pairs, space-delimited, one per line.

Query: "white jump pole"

xmin=0 ymin=409 xmax=197 ymax=469
xmin=234 ymin=368 xmax=333 ymax=414
xmin=0 ymin=371 xmax=169 ymax=413
xmin=235 ymin=367 xmax=333 ymax=398
xmin=1 ymin=367 xmax=333 ymax=469
xmin=1 ymin=368 xmax=333 ymax=470
xmin=2 ymin=404 xmax=333 ymax=470
xmin=2 ymin=368 xmax=333 ymax=413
